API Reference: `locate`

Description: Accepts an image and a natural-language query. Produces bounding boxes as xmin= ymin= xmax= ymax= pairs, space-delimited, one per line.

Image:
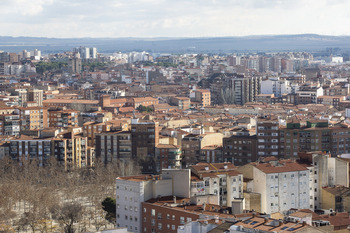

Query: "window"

xmin=167 ymin=214 xmax=170 ymax=219
xmin=151 ymin=219 xmax=155 ymax=226
xmin=151 ymin=209 xmax=155 ymax=216
xmin=144 ymin=217 xmax=146 ymax=222
xmin=172 ymin=215 xmax=175 ymax=220
xmin=187 ymin=217 xmax=192 ymax=222
xmin=158 ymin=223 xmax=162 ymax=230
xmin=157 ymin=213 xmax=162 ymax=219
xmin=143 ymin=208 xmax=146 ymax=213
xmin=180 ymin=217 xmax=185 ymax=224
xmin=172 ymin=225 xmax=175 ymax=230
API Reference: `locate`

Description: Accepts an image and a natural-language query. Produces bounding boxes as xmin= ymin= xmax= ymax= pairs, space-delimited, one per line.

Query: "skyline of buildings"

xmin=2 ymin=45 xmax=350 ymax=232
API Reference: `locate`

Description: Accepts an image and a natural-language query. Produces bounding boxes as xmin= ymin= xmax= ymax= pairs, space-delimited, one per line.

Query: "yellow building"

xmin=53 ymin=131 xmax=88 ymax=169
xmin=321 ymin=186 xmax=350 ymax=213
xmin=194 ymin=89 xmax=211 ymax=107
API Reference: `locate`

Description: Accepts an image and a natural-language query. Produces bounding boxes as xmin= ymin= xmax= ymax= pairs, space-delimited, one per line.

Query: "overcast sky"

xmin=2 ymin=0 xmax=350 ymax=38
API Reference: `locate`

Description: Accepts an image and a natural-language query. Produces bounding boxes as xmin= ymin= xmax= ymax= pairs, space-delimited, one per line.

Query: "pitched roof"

xmin=255 ymin=162 xmax=308 ymax=174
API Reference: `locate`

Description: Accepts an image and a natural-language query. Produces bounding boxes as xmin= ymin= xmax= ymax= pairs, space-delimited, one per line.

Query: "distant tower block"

xmin=346 ymin=109 xmax=350 ymax=118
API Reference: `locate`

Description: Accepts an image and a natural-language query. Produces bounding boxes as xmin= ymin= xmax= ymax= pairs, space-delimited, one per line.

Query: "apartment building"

xmin=48 ymin=109 xmax=79 ymax=128
xmin=28 ymin=89 xmax=43 ymax=106
xmin=83 ymin=121 xmax=111 ymax=147
xmin=155 ymin=144 xmax=181 ymax=171
xmin=323 ymin=85 xmax=349 ymax=96
xmin=193 ymin=89 xmax=211 ymax=107
xmin=261 ymin=77 xmax=292 ymax=97
xmin=181 ymin=133 xmax=223 ymax=167
xmin=95 ymin=130 xmax=132 ymax=164
xmin=256 ymin=116 xmax=280 ymax=158
xmin=142 ymin=197 xmax=200 ymax=233
xmin=281 ymin=120 xmax=350 ymax=158
xmin=317 ymin=95 xmax=345 ymax=107
xmin=169 ymin=97 xmax=190 ymax=110
xmin=0 ymin=114 xmax=20 ymax=136
xmin=295 ymin=86 xmax=323 ymax=104
xmin=53 ymin=131 xmax=88 ymax=169
xmin=9 ymin=135 xmax=53 ymax=166
xmin=200 ymin=145 xmax=223 ymax=164
xmin=190 ymin=163 xmax=243 ymax=207
xmin=235 ymin=76 xmax=261 ymax=105
xmin=15 ymin=107 xmax=48 ymax=131
xmin=15 ymin=89 xmax=28 ymax=107
xmin=78 ymin=111 xmax=113 ymax=126
xmin=43 ymin=99 xmax=99 ymax=112
xmin=298 ymin=151 xmax=349 ymax=210
xmin=116 ymin=169 xmax=191 ymax=233
xmin=253 ymin=161 xmax=310 ymax=214
xmin=131 ymin=119 xmax=159 ymax=173
xmin=223 ymin=134 xmax=257 ymax=166
xmin=321 ymin=186 xmax=350 ymax=212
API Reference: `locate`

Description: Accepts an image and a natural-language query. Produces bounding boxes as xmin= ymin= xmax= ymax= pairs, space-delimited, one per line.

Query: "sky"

xmin=1 ymin=0 xmax=350 ymax=38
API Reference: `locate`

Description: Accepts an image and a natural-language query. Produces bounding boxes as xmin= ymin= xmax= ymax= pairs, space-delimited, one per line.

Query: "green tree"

xmin=101 ymin=197 xmax=116 ymax=223
xmin=136 ymin=105 xmax=153 ymax=113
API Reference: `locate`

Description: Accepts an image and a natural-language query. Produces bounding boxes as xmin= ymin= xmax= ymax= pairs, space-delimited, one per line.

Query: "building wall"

xmin=253 ymin=167 xmax=309 ymax=214
xmin=321 ymin=189 xmax=335 ymax=211
xmin=243 ymin=192 xmax=261 ymax=212
xmin=253 ymin=168 xmax=267 ymax=213
xmin=116 ymin=179 xmax=145 ymax=232
xmin=162 ymin=169 xmax=191 ymax=198
xmin=142 ymin=202 xmax=199 ymax=233
xmin=328 ymin=158 xmax=349 ymax=187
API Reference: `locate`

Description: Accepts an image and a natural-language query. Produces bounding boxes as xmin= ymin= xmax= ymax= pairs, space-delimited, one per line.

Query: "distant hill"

xmin=1 ymin=34 xmax=350 ymax=54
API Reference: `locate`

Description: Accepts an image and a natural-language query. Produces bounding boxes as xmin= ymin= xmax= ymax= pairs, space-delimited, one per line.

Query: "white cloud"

xmin=0 ymin=0 xmax=349 ymax=37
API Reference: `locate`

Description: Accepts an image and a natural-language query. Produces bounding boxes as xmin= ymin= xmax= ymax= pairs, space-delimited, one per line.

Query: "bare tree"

xmin=51 ymin=202 xmax=83 ymax=233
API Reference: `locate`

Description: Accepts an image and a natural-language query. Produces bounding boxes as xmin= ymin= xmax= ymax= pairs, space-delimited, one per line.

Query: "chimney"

xmin=205 ymin=166 xmax=209 ymax=171
xmin=215 ymin=215 xmax=219 ymax=223
xmin=279 ymin=220 xmax=283 ymax=226
xmin=173 ymin=196 xmax=176 ymax=204
xmin=202 ymin=203 xmax=206 ymax=211
xmin=224 ymin=164 xmax=228 ymax=169
xmin=100 ymin=95 xmax=111 ymax=108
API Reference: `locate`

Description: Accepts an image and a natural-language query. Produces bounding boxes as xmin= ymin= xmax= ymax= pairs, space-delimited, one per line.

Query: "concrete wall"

xmin=201 ymin=133 xmax=223 ymax=148
xmin=162 ymin=169 xmax=191 ymax=198
xmin=328 ymin=158 xmax=349 ymax=187
xmin=253 ymin=167 xmax=267 ymax=213
xmin=243 ymin=192 xmax=261 ymax=212
xmin=321 ymin=189 xmax=335 ymax=211
xmin=152 ymin=180 xmax=172 ymax=198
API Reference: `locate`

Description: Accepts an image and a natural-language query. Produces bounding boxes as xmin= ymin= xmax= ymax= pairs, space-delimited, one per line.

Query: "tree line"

xmin=0 ymin=157 xmax=140 ymax=233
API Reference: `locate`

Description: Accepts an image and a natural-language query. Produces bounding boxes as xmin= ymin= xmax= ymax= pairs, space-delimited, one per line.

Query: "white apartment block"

xmin=190 ymin=163 xmax=244 ymax=207
xmin=299 ymin=152 xmax=349 ymax=210
xmin=116 ymin=169 xmax=190 ymax=233
xmin=253 ymin=162 xmax=310 ymax=214
xmin=261 ymin=77 xmax=292 ymax=97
